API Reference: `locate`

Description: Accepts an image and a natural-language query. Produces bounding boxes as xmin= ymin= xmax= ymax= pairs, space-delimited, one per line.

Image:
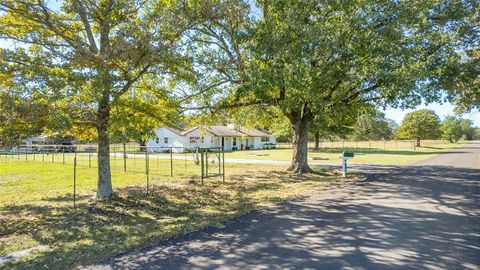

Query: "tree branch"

xmin=72 ymin=0 xmax=98 ymax=53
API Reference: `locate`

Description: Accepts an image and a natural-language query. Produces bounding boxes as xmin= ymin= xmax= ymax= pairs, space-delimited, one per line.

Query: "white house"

xmin=145 ymin=126 xmax=185 ymax=153
xmin=146 ymin=125 xmax=276 ymax=152
xmin=22 ymin=135 xmax=50 ymax=146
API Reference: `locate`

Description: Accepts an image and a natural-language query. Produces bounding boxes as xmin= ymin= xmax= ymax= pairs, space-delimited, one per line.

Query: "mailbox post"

xmin=341 ymin=151 xmax=354 ymax=177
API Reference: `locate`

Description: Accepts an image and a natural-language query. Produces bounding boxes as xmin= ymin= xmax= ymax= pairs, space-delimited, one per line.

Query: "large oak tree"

xmin=189 ymin=0 xmax=478 ymax=173
xmin=0 ymin=0 xmax=220 ymax=199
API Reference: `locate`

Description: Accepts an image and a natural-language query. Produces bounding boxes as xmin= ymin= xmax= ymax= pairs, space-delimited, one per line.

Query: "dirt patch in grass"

xmin=0 ymin=166 xmax=340 ymax=270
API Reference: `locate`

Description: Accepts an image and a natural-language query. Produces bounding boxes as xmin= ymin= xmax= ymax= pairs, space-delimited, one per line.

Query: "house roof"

xmin=181 ymin=125 xmax=272 ymax=137
xmin=164 ymin=126 xmax=183 ymax=136
xmin=206 ymin=126 xmax=245 ymax=137
xmin=181 ymin=126 xmax=199 ymax=136
xmin=182 ymin=125 xmax=244 ymax=137
xmin=238 ymin=127 xmax=272 ymax=137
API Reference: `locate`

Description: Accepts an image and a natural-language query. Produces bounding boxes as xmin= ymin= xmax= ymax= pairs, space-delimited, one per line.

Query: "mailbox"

xmin=340 ymin=151 xmax=354 ymax=177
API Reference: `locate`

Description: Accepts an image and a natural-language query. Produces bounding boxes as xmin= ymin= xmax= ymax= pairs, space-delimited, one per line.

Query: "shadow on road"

xmin=93 ymin=165 xmax=480 ymax=269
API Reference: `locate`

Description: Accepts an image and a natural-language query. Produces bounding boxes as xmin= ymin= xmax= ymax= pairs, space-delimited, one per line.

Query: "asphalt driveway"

xmin=87 ymin=142 xmax=480 ymax=269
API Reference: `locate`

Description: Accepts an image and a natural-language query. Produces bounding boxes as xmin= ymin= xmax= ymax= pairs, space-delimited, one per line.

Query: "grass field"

xmin=0 ymin=159 xmax=338 ymax=269
xmin=226 ymin=141 xmax=465 ymax=165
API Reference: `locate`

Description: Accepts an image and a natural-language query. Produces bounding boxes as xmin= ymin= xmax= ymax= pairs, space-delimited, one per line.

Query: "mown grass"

xmin=0 ymin=159 xmax=338 ymax=269
xmin=226 ymin=142 xmax=465 ymax=165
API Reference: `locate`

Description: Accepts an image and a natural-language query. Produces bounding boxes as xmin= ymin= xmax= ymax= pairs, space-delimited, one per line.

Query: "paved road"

xmin=87 ymin=143 xmax=480 ymax=270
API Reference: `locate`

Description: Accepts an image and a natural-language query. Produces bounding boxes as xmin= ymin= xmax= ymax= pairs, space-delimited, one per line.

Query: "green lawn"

xmin=0 ymin=158 xmax=337 ymax=269
xmin=225 ymin=142 xmax=465 ymax=165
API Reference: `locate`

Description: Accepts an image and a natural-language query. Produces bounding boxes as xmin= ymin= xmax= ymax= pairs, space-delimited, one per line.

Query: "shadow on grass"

xmin=0 ymin=170 xmax=332 ymax=270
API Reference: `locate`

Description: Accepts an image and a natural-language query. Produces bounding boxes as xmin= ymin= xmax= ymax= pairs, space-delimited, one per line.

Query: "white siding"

xmin=146 ymin=127 xmax=185 ymax=153
xmin=249 ymin=136 xmax=276 ymax=149
xmin=147 ymin=126 xmax=277 ymax=152
xmin=183 ymin=128 xmax=215 ymax=149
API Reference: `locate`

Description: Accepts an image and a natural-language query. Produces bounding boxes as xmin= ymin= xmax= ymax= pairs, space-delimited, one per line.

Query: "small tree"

xmin=460 ymin=119 xmax=476 ymax=141
xmin=396 ymin=109 xmax=440 ymax=146
xmin=440 ymin=116 xmax=463 ymax=143
xmin=351 ymin=110 xmax=395 ymax=141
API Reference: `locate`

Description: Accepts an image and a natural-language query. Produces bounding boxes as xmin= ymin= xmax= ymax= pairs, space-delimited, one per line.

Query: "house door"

xmin=246 ymin=139 xmax=249 ymax=149
xmin=221 ymin=137 xmax=224 ymax=148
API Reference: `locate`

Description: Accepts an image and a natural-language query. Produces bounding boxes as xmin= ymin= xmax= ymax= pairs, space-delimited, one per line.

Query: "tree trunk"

xmin=287 ymin=116 xmax=312 ymax=174
xmin=314 ymin=131 xmax=320 ymax=151
xmin=96 ymin=103 xmax=114 ymax=200
xmin=138 ymin=139 xmax=146 ymax=152
xmin=416 ymin=138 xmax=421 ymax=147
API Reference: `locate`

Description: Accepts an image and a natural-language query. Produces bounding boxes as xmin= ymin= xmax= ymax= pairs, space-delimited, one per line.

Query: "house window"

xmin=189 ymin=137 xmax=204 ymax=143
xmin=164 ymin=137 xmax=168 ymax=144
xmin=155 ymin=137 xmax=159 ymax=143
xmin=233 ymin=137 xmax=237 ymax=146
xmin=261 ymin=136 xmax=270 ymax=142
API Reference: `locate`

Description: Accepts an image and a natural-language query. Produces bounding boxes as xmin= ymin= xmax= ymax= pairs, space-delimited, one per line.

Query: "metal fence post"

xmin=63 ymin=148 xmax=65 ymax=164
xmin=222 ymin=148 xmax=225 ymax=182
xmin=133 ymin=148 xmax=136 ymax=172
xmin=145 ymin=151 xmax=149 ymax=191
xmin=89 ymin=151 xmax=92 ymax=168
xmin=205 ymin=149 xmax=209 ymax=177
xmin=201 ymin=148 xmax=204 ymax=185
xmin=170 ymin=148 xmax=173 ymax=177
xmin=123 ymin=143 xmax=127 ymax=172
xmin=73 ymin=153 xmax=77 ymax=209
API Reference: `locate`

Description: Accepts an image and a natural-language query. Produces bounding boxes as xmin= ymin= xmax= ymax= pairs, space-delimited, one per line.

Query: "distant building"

xmin=146 ymin=124 xmax=276 ymax=152
xmin=22 ymin=135 xmax=50 ymax=146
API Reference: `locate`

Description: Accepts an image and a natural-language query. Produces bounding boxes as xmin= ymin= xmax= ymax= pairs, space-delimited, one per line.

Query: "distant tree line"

xmin=280 ymin=108 xmax=478 ymax=147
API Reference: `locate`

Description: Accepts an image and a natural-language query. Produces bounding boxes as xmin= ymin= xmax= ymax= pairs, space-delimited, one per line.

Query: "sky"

xmin=383 ymin=102 xmax=480 ymax=126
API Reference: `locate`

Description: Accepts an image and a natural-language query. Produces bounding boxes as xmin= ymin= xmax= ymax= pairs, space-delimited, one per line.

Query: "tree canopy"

xmin=395 ymin=109 xmax=441 ymax=146
xmin=351 ymin=110 xmax=395 ymax=141
xmin=440 ymin=116 xmax=464 ymax=143
xmin=191 ymin=0 xmax=478 ymax=172
xmin=0 ymin=0 xmax=220 ymax=199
